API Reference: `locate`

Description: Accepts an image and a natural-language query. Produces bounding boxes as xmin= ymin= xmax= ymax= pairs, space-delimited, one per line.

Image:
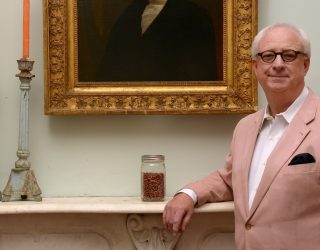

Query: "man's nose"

xmin=273 ymin=54 xmax=286 ymax=63
xmin=272 ymin=54 xmax=286 ymax=68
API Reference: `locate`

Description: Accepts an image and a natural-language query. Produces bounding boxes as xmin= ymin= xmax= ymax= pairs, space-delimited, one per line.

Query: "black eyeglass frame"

xmin=256 ymin=50 xmax=306 ymax=63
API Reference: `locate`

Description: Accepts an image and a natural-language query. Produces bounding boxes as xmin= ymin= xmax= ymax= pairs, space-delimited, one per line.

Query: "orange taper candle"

xmin=22 ymin=0 xmax=30 ymax=58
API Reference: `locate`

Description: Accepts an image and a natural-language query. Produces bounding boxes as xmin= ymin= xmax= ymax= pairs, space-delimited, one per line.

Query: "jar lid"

xmin=142 ymin=155 xmax=165 ymax=161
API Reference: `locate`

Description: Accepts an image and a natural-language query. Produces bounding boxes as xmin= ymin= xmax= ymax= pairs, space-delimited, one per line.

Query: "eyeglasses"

xmin=256 ymin=50 xmax=306 ymax=63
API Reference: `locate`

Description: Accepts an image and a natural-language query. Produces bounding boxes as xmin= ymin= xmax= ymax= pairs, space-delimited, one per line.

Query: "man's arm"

xmin=163 ymin=153 xmax=234 ymax=235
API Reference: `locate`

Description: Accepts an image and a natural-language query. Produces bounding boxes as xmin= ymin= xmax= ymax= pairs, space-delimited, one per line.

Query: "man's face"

xmin=252 ymin=27 xmax=310 ymax=99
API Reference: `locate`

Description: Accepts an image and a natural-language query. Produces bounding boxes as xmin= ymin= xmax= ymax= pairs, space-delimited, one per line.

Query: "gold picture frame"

xmin=43 ymin=0 xmax=258 ymax=115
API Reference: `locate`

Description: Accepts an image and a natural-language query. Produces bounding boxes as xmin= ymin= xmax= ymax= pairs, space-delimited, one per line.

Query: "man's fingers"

xmin=163 ymin=207 xmax=184 ymax=234
xmin=171 ymin=210 xmax=185 ymax=235
xmin=181 ymin=209 xmax=193 ymax=232
xmin=162 ymin=209 xmax=171 ymax=231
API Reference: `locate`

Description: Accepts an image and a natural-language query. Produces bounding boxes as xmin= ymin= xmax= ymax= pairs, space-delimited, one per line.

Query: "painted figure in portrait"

xmin=77 ymin=0 xmax=223 ymax=82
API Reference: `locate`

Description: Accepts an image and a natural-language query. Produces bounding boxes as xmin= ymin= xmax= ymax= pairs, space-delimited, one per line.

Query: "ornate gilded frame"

xmin=43 ymin=0 xmax=258 ymax=115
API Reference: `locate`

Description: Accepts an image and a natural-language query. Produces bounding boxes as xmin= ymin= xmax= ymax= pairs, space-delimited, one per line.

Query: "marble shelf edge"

xmin=0 ymin=197 xmax=234 ymax=214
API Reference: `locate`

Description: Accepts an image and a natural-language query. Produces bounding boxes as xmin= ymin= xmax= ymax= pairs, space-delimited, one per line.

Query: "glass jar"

xmin=141 ymin=155 xmax=165 ymax=201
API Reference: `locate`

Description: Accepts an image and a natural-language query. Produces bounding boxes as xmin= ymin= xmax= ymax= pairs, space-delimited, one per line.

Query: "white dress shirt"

xmin=181 ymin=87 xmax=309 ymax=207
xmin=141 ymin=0 xmax=167 ymax=34
xmin=248 ymin=86 xmax=308 ymax=208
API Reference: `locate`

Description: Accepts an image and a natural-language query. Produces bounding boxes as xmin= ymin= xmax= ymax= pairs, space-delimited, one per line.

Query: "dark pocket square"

xmin=289 ymin=153 xmax=316 ymax=165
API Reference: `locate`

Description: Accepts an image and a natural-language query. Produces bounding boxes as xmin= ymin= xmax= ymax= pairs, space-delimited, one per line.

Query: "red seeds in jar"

xmin=142 ymin=172 xmax=165 ymax=201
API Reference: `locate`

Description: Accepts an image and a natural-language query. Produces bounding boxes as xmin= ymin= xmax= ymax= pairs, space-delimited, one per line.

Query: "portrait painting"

xmin=44 ymin=0 xmax=258 ymax=114
xmin=77 ymin=0 xmax=223 ymax=83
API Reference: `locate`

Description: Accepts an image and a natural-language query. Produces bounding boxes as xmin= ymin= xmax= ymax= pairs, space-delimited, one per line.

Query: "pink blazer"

xmin=187 ymin=89 xmax=320 ymax=250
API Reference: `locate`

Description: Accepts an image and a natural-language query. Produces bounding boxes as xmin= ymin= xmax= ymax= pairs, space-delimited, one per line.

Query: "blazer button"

xmin=245 ymin=223 xmax=252 ymax=230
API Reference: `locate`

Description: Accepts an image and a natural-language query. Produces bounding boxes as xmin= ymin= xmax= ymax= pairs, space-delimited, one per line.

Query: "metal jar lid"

xmin=141 ymin=155 xmax=165 ymax=161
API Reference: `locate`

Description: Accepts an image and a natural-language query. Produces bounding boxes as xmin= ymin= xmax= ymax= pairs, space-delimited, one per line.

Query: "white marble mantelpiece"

xmin=0 ymin=196 xmax=234 ymax=214
xmin=0 ymin=197 xmax=235 ymax=250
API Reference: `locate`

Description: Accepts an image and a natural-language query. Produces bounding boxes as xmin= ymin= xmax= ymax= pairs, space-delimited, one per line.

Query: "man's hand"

xmin=162 ymin=192 xmax=195 ymax=236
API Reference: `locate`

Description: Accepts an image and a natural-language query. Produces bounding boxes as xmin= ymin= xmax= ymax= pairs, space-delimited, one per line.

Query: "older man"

xmin=163 ymin=23 xmax=320 ymax=250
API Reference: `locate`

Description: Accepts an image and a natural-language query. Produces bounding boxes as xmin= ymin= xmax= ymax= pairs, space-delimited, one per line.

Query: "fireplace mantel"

xmin=0 ymin=196 xmax=234 ymax=214
xmin=0 ymin=197 xmax=235 ymax=249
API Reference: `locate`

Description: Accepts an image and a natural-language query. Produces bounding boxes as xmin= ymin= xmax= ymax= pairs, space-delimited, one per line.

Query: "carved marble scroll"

xmin=127 ymin=214 xmax=180 ymax=250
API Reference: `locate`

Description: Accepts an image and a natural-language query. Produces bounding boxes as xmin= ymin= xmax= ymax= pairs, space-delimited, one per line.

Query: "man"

xmin=163 ymin=23 xmax=320 ymax=249
xmin=96 ymin=0 xmax=219 ymax=82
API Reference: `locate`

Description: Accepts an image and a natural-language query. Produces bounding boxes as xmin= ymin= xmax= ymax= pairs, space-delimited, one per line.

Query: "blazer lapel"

xmin=248 ymin=90 xmax=318 ymax=218
xmin=240 ymin=110 xmax=265 ymax=217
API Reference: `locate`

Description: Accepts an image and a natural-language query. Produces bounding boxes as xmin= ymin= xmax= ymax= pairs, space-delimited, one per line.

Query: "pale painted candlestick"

xmin=2 ymin=58 xmax=42 ymax=202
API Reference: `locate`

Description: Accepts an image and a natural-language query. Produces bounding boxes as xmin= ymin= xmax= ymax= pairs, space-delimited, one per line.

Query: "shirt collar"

xmin=260 ymin=86 xmax=309 ymax=129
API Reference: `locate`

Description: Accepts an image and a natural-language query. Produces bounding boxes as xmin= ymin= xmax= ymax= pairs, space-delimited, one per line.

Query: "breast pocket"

xmin=283 ymin=162 xmax=320 ymax=174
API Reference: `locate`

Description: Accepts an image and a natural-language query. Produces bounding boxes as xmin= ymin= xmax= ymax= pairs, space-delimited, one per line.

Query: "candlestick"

xmin=2 ymin=59 xmax=42 ymax=202
xmin=23 ymin=0 xmax=30 ymax=58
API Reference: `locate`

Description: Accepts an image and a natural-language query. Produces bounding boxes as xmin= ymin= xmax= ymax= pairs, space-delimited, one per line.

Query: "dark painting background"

xmin=77 ymin=0 xmax=223 ymax=82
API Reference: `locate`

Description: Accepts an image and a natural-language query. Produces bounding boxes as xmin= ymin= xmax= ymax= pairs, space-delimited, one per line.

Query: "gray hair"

xmin=251 ymin=23 xmax=311 ymax=58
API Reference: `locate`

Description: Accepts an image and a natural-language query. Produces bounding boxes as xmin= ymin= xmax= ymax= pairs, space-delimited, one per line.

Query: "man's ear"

xmin=303 ymin=57 xmax=310 ymax=76
xmin=252 ymin=59 xmax=258 ymax=75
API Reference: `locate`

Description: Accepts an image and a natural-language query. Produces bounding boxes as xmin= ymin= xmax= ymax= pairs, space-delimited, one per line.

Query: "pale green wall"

xmin=0 ymin=1 xmax=319 ymax=197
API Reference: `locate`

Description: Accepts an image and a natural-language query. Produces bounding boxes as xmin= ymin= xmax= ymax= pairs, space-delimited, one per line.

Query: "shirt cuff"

xmin=178 ymin=188 xmax=197 ymax=204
